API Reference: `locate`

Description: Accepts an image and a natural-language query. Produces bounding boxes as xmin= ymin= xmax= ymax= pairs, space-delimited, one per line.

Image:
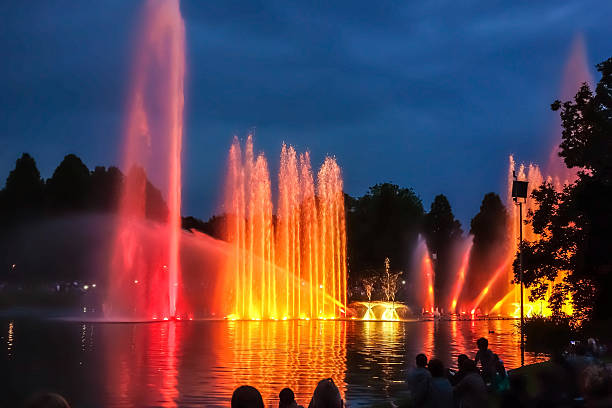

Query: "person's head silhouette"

xmin=428 ymin=358 xmax=445 ymax=378
xmin=477 ymin=337 xmax=488 ymax=351
xmin=415 ymin=353 xmax=428 ymax=368
xmin=25 ymin=393 xmax=70 ymax=408
xmin=308 ymin=378 xmax=343 ymax=408
xmin=457 ymin=353 xmax=469 ymax=369
xmin=232 ymin=385 xmax=264 ymax=408
xmin=279 ymin=387 xmax=296 ymax=408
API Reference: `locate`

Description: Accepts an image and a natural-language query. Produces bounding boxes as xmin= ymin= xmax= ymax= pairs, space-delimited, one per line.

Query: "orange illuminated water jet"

xmin=224 ymin=136 xmax=346 ymax=319
xmin=450 ymin=238 xmax=473 ymax=313
xmin=471 ymin=261 xmax=509 ymax=314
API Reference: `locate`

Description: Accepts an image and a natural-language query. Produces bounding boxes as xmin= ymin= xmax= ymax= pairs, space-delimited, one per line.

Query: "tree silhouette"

xmin=1 ymin=153 xmax=44 ymax=222
xmin=423 ymin=194 xmax=463 ymax=308
xmin=467 ymin=192 xmax=508 ymax=308
xmin=346 ymin=183 xmax=424 ymax=290
xmin=89 ymin=166 xmax=123 ymax=212
xmin=517 ymin=57 xmax=612 ymax=322
xmin=45 ymin=154 xmax=91 ymax=212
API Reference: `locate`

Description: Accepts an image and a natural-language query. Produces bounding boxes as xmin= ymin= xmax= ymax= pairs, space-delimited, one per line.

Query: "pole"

xmin=519 ymin=201 xmax=525 ymax=366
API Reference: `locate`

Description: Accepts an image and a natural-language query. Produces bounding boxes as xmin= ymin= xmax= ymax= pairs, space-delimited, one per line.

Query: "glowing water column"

xmin=107 ymin=0 xmax=185 ymax=319
xmin=224 ymin=137 xmax=347 ymax=319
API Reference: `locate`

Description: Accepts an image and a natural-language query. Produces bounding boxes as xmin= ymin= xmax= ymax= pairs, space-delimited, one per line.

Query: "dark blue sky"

xmin=1 ymin=1 xmax=611 ymax=226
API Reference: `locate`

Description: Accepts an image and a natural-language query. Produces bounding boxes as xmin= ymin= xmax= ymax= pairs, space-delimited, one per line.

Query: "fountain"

xmin=223 ymin=136 xmax=347 ymax=320
xmin=411 ymin=237 xmax=435 ymax=314
xmin=105 ymin=0 xmax=186 ymax=319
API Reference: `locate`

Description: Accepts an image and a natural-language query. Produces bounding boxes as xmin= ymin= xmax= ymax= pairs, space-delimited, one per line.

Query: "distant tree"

xmin=145 ymin=178 xmax=168 ymax=222
xmin=182 ymin=214 xmax=226 ymax=238
xmin=89 ymin=166 xmax=123 ymax=212
xmin=423 ymin=194 xmax=462 ymax=307
xmin=467 ymin=193 xmax=508 ymax=308
xmin=0 ymin=153 xmax=44 ymax=222
xmin=45 ymin=154 xmax=91 ymax=212
xmin=346 ymin=183 xmax=424 ymax=292
xmin=516 ymin=57 xmax=612 ymax=322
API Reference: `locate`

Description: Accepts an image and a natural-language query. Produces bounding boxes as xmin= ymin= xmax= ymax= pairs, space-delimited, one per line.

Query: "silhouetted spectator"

xmin=474 ymin=337 xmax=496 ymax=385
xmin=493 ymin=353 xmax=509 ymax=391
xmin=534 ymin=366 xmax=571 ymax=408
xmin=25 ymin=393 xmax=70 ymax=408
xmin=453 ymin=359 xmax=487 ymax=408
xmin=500 ymin=373 xmax=531 ymax=408
xmin=407 ymin=353 xmax=432 ymax=406
xmin=232 ymin=385 xmax=265 ymax=408
xmin=582 ymin=364 xmax=612 ymax=407
xmin=308 ymin=378 xmax=343 ymax=408
xmin=449 ymin=354 xmax=469 ymax=386
xmin=427 ymin=358 xmax=453 ymax=408
xmin=280 ymin=387 xmax=303 ymax=408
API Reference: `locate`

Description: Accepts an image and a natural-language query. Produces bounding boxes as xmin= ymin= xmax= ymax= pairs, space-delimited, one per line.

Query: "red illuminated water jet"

xmin=412 ymin=237 xmax=435 ymax=314
xmin=106 ymin=0 xmax=186 ymax=319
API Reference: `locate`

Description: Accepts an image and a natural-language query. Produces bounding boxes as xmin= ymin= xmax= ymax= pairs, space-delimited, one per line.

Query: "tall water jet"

xmin=450 ymin=237 xmax=473 ymax=313
xmin=223 ymin=136 xmax=346 ymax=319
xmin=106 ymin=0 xmax=185 ymax=318
xmin=547 ymin=33 xmax=593 ymax=184
xmin=411 ymin=237 xmax=434 ymax=313
xmin=500 ymin=155 xmax=573 ymax=316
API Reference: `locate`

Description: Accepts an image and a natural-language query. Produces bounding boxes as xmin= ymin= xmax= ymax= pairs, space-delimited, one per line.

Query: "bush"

xmin=522 ymin=315 xmax=574 ymax=352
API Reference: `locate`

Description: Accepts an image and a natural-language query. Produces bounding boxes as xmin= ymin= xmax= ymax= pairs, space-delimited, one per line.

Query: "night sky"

xmin=1 ymin=1 xmax=611 ymax=226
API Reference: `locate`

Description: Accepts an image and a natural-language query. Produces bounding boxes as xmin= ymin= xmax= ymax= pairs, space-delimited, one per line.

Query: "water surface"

xmin=0 ymin=318 xmax=547 ymax=407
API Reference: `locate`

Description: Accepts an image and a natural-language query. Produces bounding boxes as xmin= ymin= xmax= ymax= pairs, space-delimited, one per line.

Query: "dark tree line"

xmin=466 ymin=193 xmax=508 ymax=311
xmin=0 ymin=153 xmax=222 ymax=233
xmin=1 ymin=152 xmax=513 ymax=310
xmin=346 ymin=183 xmax=424 ymax=288
xmin=516 ymin=57 xmax=612 ymax=323
xmin=423 ymin=194 xmax=463 ymax=307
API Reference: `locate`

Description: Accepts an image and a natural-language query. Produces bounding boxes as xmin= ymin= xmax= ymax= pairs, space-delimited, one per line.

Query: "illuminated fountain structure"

xmin=224 ymin=136 xmax=347 ymax=320
xmin=353 ymin=301 xmax=410 ymax=321
xmin=105 ymin=0 xmax=186 ymax=319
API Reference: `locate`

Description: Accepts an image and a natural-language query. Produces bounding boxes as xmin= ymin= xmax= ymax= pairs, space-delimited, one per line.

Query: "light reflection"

xmin=7 ymin=321 xmax=14 ymax=358
xmin=1 ymin=319 xmax=548 ymax=406
xmin=226 ymin=320 xmax=347 ymax=406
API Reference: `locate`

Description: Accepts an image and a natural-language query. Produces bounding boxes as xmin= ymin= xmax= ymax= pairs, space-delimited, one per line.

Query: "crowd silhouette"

xmin=20 ymin=337 xmax=612 ymax=407
xmin=403 ymin=336 xmax=612 ymax=408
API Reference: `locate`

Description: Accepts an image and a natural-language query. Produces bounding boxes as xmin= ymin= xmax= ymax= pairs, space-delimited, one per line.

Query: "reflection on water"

xmin=0 ymin=319 xmax=547 ymax=407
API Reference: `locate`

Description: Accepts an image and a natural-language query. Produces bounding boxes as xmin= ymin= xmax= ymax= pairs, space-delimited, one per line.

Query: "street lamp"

xmin=512 ymin=171 xmax=528 ymax=366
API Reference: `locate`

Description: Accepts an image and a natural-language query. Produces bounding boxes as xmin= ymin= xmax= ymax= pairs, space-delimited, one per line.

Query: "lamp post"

xmin=512 ymin=172 xmax=528 ymax=366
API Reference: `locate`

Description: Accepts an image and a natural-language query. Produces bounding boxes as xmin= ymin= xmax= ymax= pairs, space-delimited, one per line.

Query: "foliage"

xmin=0 ymin=153 xmax=44 ymax=220
xmin=516 ymin=57 xmax=612 ymax=322
xmin=46 ymin=154 xmax=91 ymax=212
xmin=523 ymin=315 xmax=575 ymax=352
xmin=346 ymin=183 xmax=424 ymax=284
xmin=467 ymin=192 xmax=508 ymax=303
xmin=0 ymin=153 xmax=168 ymax=227
xmin=422 ymin=194 xmax=463 ymax=305
xmin=182 ymin=214 xmax=226 ymax=239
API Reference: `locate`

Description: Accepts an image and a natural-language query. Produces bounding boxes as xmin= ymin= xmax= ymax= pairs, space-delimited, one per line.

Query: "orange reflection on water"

xmin=223 ymin=320 xmax=347 ymax=406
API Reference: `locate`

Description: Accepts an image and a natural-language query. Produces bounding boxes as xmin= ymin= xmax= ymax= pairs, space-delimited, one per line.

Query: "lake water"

xmin=0 ymin=318 xmax=547 ymax=407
